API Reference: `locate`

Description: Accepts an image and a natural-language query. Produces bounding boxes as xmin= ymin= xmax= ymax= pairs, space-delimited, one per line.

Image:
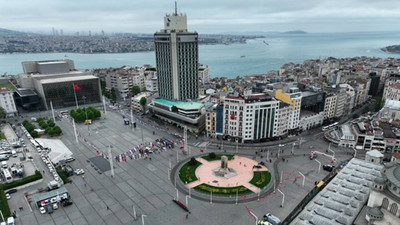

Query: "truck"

xmin=263 ymin=213 xmax=281 ymax=225
xmin=47 ymin=180 xmax=61 ymax=191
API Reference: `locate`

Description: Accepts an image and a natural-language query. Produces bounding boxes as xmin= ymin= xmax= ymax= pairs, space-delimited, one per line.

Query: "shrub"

xmin=2 ymin=170 xmax=42 ymax=190
xmin=47 ymin=119 xmax=55 ymax=127
xmin=56 ymin=166 xmax=70 ymax=183
xmin=209 ymin=152 xmax=216 ymax=159
xmin=189 ymin=157 xmax=197 ymax=165
xmin=30 ymin=130 xmax=39 ymax=138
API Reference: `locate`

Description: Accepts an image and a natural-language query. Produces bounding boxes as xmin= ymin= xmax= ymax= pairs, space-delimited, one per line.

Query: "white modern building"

xmin=0 ymin=87 xmax=17 ymax=116
xmin=274 ymin=88 xmax=302 ymax=132
xmin=277 ymin=103 xmax=290 ymax=137
xmin=199 ymin=64 xmax=210 ymax=84
xmin=223 ymin=94 xmax=279 ymax=143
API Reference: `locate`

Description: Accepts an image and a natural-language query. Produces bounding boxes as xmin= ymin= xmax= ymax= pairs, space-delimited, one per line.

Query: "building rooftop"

xmin=15 ymin=88 xmax=37 ymax=97
xmin=32 ymin=187 xmax=68 ymax=203
xmin=39 ymin=75 xmax=98 ymax=84
xmin=292 ymin=158 xmax=383 ymax=225
xmin=154 ymin=98 xmax=204 ymax=110
xmin=0 ymin=83 xmax=16 ymax=91
xmin=383 ymin=99 xmax=400 ymax=110
xmin=366 ymin=150 xmax=384 ymax=158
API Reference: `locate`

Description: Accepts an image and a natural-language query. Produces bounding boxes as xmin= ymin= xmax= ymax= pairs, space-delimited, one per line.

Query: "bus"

xmin=2 ymin=168 xmax=13 ymax=183
xmin=322 ymin=122 xmax=339 ymax=131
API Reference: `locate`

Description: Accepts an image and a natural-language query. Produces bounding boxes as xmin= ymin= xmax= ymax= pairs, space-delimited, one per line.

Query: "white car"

xmin=278 ymin=144 xmax=285 ymax=147
xmin=39 ymin=207 xmax=46 ymax=214
xmin=53 ymin=203 xmax=58 ymax=210
xmin=74 ymin=169 xmax=85 ymax=175
xmin=5 ymin=193 xmax=10 ymax=200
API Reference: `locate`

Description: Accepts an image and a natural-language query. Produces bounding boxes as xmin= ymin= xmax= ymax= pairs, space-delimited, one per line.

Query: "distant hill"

xmin=0 ymin=28 xmax=25 ymax=35
xmin=284 ymin=30 xmax=307 ymax=34
xmin=381 ymin=45 xmax=400 ymax=54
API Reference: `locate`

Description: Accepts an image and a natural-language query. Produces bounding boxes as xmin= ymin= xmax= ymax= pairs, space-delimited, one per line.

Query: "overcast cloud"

xmin=1 ymin=0 xmax=400 ymax=34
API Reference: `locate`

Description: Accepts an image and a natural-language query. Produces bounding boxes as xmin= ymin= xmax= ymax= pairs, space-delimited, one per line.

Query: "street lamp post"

xmin=315 ymin=159 xmax=321 ymax=173
xmin=82 ymin=96 xmax=89 ymax=132
xmin=0 ymin=209 xmax=4 ymax=222
xmin=185 ymin=195 xmax=190 ymax=208
xmin=141 ymin=215 xmax=147 ymax=225
xmin=277 ymin=188 xmax=285 ymax=207
xmin=353 ymin=147 xmax=357 ymax=158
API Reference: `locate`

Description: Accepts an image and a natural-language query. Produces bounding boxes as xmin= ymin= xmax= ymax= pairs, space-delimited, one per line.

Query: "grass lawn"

xmin=0 ymin=83 xmax=16 ymax=91
xmin=179 ymin=160 xmax=202 ymax=184
xmin=194 ymin=183 xmax=253 ymax=196
xmin=0 ymin=132 xmax=6 ymax=140
xmin=201 ymin=154 xmax=234 ymax=161
xmin=249 ymin=171 xmax=271 ymax=189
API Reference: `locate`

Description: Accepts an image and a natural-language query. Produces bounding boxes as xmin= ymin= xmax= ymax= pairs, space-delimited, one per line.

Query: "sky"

xmin=1 ymin=0 xmax=400 ymax=35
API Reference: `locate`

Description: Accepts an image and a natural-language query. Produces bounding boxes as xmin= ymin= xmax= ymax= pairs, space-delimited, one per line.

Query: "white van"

xmin=1 ymin=161 xmax=8 ymax=168
xmin=7 ymin=216 xmax=14 ymax=225
xmin=11 ymin=150 xmax=17 ymax=157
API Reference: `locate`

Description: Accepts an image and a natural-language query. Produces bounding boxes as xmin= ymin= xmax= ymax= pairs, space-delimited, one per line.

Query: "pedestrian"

xmin=43 ymin=170 xmax=45 ymax=174
xmin=19 ymin=207 xmax=22 ymax=211
xmin=107 ymin=206 xmax=110 ymax=210
xmin=186 ymin=213 xmax=189 ymax=219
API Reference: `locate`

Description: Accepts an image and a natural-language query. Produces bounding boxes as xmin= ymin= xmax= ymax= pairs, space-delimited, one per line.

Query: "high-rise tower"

xmin=154 ymin=2 xmax=199 ymax=101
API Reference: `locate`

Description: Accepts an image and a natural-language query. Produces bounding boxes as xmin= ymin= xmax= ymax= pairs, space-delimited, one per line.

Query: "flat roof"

xmin=154 ymin=98 xmax=204 ymax=110
xmin=36 ymin=138 xmax=73 ymax=164
xmin=16 ymin=88 xmax=37 ymax=97
xmin=39 ymin=75 xmax=98 ymax=84
xmin=292 ymin=158 xmax=383 ymax=225
xmin=33 ymin=187 xmax=68 ymax=202
xmin=384 ymin=99 xmax=400 ymax=110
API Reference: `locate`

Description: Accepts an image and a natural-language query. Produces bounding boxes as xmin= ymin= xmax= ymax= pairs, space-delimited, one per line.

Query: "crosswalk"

xmin=193 ymin=141 xmax=208 ymax=147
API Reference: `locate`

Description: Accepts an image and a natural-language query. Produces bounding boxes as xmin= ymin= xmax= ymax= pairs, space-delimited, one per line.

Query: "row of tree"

xmin=70 ymin=107 xmax=101 ymax=123
xmin=23 ymin=119 xmax=62 ymax=137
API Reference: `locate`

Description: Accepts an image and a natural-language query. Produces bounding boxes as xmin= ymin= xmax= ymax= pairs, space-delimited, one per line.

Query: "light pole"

xmin=328 ymin=143 xmax=335 ymax=159
xmin=82 ymin=96 xmax=89 ymax=132
xmin=277 ymin=188 xmax=285 ymax=207
xmin=185 ymin=195 xmax=190 ymax=208
xmin=315 ymin=159 xmax=321 ymax=173
xmin=0 ymin=209 xmax=4 ymax=222
xmin=141 ymin=214 xmax=147 ymax=225
xmin=353 ymin=147 xmax=357 ymax=158
xmin=108 ymin=145 xmax=114 ymax=178
xmin=299 ymin=171 xmax=305 ymax=187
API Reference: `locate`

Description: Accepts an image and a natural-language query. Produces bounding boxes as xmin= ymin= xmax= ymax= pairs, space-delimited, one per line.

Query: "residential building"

xmin=277 ymin=103 xmax=290 ymax=136
xmin=223 ymin=94 xmax=279 ymax=143
xmin=205 ymin=104 xmax=223 ymax=138
xmin=274 ymin=88 xmax=302 ymax=132
xmin=154 ymin=6 xmax=199 ymax=101
xmin=379 ymin=100 xmax=400 ymax=121
xmin=383 ymin=74 xmax=400 ymax=102
xmin=0 ymin=87 xmax=17 ymax=116
xmin=324 ymin=93 xmax=337 ymax=120
xmin=299 ymin=91 xmax=325 ymax=130
xmin=199 ymin=64 xmax=210 ymax=84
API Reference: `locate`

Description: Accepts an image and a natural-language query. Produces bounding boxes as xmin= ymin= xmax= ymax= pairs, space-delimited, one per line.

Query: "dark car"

xmin=259 ymin=161 xmax=265 ymax=166
xmin=62 ymin=201 xmax=73 ymax=207
xmin=6 ymin=189 xmax=17 ymax=194
xmin=323 ymin=165 xmax=335 ymax=172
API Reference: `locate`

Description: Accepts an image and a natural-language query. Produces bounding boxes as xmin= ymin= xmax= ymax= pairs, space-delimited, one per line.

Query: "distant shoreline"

xmin=381 ymin=45 xmax=400 ymax=54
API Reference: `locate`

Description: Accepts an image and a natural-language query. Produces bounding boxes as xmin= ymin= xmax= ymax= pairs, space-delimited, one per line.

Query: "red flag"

xmin=73 ymin=83 xmax=82 ymax=91
xmin=200 ymin=149 xmax=204 ymax=153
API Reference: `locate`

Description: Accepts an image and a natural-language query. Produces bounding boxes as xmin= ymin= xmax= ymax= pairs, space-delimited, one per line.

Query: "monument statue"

xmin=214 ymin=155 xmax=237 ymax=178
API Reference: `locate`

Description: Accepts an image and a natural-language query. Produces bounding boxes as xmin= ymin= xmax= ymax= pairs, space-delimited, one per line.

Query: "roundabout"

xmin=176 ymin=153 xmax=272 ymax=201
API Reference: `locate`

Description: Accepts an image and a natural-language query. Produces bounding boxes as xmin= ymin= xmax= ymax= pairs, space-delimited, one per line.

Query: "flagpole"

xmin=50 ymin=100 xmax=56 ymax=123
xmin=73 ymin=83 xmax=79 ymax=109
xmin=108 ymin=145 xmax=115 ymax=178
xmin=72 ymin=119 xmax=79 ymax=144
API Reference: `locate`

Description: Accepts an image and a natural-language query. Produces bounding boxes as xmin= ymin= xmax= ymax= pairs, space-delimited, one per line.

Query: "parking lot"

xmin=2 ymin=109 xmax=356 ymax=225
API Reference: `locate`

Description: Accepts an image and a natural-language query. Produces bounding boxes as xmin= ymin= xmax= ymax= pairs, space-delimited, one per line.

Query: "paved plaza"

xmin=6 ymin=108 xmax=358 ymax=225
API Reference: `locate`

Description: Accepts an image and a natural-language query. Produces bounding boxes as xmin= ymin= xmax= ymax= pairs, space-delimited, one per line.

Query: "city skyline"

xmin=1 ymin=0 xmax=400 ymax=34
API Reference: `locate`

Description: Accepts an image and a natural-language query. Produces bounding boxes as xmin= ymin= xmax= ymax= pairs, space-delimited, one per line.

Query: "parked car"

xmin=62 ymin=201 xmax=73 ymax=207
xmin=65 ymin=157 xmax=75 ymax=163
xmin=39 ymin=207 xmax=46 ymax=214
xmin=323 ymin=164 xmax=335 ymax=172
xmin=6 ymin=189 xmax=17 ymax=194
xmin=278 ymin=144 xmax=285 ymax=147
xmin=5 ymin=193 xmax=10 ymax=200
xmin=74 ymin=169 xmax=84 ymax=175
xmin=53 ymin=203 xmax=58 ymax=210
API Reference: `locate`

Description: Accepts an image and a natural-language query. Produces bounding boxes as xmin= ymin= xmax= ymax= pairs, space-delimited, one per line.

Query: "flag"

xmin=73 ymin=83 xmax=82 ymax=91
xmin=200 ymin=149 xmax=204 ymax=153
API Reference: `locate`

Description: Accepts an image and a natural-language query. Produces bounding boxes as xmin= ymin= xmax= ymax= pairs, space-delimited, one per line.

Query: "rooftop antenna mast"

xmin=175 ymin=1 xmax=178 ymax=15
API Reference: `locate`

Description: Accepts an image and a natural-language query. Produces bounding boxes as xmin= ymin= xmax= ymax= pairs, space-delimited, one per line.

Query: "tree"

xmin=189 ymin=157 xmax=197 ymax=165
xmin=140 ymin=97 xmax=147 ymax=112
xmin=0 ymin=107 xmax=6 ymax=118
xmin=209 ymin=152 xmax=216 ymax=159
xmin=30 ymin=130 xmax=39 ymax=138
xmin=171 ymin=105 xmax=178 ymax=113
xmin=131 ymin=85 xmax=141 ymax=96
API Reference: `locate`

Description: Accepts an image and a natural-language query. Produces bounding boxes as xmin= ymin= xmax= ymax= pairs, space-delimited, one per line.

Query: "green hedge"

xmin=194 ymin=183 xmax=253 ymax=196
xmin=201 ymin=154 xmax=234 ymax=161
xmin=0 ymin=187 xmax=11 ymax=218
xmin=179 ymin=160 xmax=202 ymax=184
xmin=249 ymin=171 xmax=271 ymax=189
xmin=0 ymin=170 xmax=43 ymax=218
xmin=56 ymin=166 xmax=71 ymax=183
xmin=2 ymin=170 xmax=42 ymax=190
xmin=0 ymin=131 xmax=6 ymax=139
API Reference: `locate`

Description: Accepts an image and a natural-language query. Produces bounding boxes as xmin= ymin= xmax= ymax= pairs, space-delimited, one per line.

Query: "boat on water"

xmin=64 ymin=55 xmax=68 ymax=57
xmin=240 ymin=55 xmax=245 ymax=58
xmin=263 ymin=40 xmax=269 ymax=45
